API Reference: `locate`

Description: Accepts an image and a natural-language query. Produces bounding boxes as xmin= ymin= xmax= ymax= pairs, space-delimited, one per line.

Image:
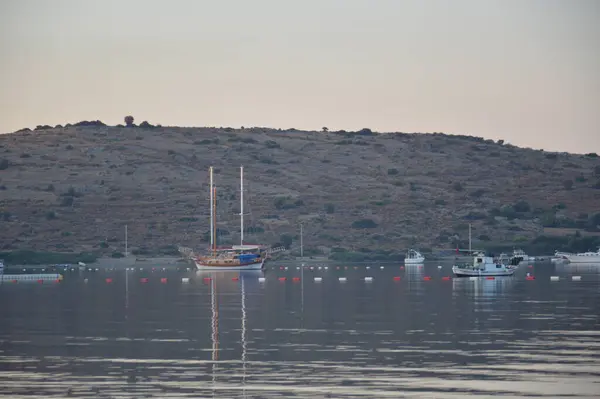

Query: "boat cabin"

xmin=464 ymin=253 xmax=506 ymax=270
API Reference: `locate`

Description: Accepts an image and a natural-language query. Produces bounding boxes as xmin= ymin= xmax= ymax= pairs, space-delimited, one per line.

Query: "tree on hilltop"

xmin=124 ymin=115 xmax=134 ymax=127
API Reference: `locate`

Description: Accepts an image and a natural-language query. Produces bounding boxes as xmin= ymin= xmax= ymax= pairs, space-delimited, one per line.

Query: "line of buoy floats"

xmin=89 ymin=275 xmax=591 ymax=284
xmin=4 ymin=263 xmax=557 ymax=273
xmin=0 ymin=274 xmax=592 ymax=284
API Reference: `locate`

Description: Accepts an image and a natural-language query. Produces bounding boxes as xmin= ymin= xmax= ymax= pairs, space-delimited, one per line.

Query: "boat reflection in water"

xmin=402 ymin=263 xmax=425 ymax=282
xmin=199 ymin=270 xmax=262 ymax=397
xmin=452 ymin=275 xmax=516 ymax=310
xmin=452 ymin=274 xmax=516 ymax=297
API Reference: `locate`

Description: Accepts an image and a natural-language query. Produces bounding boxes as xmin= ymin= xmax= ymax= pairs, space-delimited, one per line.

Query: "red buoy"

xmin=393 ymin=276 xmax=401 ymax=281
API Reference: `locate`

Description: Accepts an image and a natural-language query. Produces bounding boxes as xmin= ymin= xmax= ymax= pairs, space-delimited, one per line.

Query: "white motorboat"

xmin=452 ymin=252 xmax=516 ymax=277
xmin=563 ymin=248 xmax=600 ymax=264
xmin=551 ymin=251 xmax=571 ymax=262
xmin=512 ymin=249 xmax=535 ymax=262
xmin=404 ymin=249 xmax=425 ymax=264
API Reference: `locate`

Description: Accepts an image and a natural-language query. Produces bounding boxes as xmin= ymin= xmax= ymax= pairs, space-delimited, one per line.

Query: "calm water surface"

xmin=1 ymin=261 xmax=599 ymax=398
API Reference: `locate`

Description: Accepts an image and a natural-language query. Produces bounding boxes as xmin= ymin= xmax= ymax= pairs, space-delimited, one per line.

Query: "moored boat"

xmin=452 ymin=252 xmax=516 ymax=277
xmin=564 ymin=248 xmax=600 ymax=264
xmin=404 ymin=249 xmax=425 ymax=264
xmin=194 ymin=166 xmax=267 ymax=271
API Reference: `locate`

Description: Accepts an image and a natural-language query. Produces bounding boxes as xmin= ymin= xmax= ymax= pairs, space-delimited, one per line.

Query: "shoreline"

xmin=1 ymin=252 xmax=555 ymax=271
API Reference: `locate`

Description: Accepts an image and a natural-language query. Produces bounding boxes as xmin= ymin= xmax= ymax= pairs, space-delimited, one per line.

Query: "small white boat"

xmin=551 ymin=251 xmax=571 ymax=262
xmin=404 ymin=249 xmax=425 ymax=264
xmin=452 ymin=252 xmax=516 ymax=277
xmin=512 ymin=249 xmax=535 ymax=262
xmin=564 ymin=248 xmax=600 ymax=264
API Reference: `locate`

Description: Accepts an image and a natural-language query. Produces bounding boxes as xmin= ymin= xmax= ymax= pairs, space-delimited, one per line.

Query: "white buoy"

xmin=181 ymin=277 xmax=190 ymax=283
xmin=364 ymin=277 xmax=373 ymax=282
xmin=258 ymin=277 xmax=266 ymax=283
xmin=572 ymin=276 xmax=582 ymax=281
xmin=338 ymin=277 xmax=347 ymax=282
xmin=550 ymin=276 xmax=559 ymax=281
xmin=314 ymin=277 xmax=322 ymax=282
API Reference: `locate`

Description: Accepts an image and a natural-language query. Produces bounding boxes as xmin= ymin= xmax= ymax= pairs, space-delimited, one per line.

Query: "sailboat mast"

xmin=209 ymin=166 xmax=214 ymax=250
xmin=468 ymin=223 xmax=472 ymax=253
xmin=240 ymin=165 xmax=244 ymax=246
xmin=213 ymin=186 xmax=217 ymax=255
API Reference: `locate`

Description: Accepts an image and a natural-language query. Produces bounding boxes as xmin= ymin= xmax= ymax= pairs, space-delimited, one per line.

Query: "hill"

xmin=1 ymin=122 xmax=600 ymax=262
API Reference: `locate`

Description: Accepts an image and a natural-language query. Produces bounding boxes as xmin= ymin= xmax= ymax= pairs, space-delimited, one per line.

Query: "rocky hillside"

xmin=1 ymin=122 xmax=599 ymax=259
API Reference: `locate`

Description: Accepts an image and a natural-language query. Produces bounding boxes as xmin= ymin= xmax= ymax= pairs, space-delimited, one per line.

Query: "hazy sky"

xmin=1 ymin=0 xmax=599 ymax=153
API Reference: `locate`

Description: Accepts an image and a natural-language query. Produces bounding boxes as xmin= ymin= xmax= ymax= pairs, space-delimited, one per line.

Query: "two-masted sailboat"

xmin=194 ymin=166 xmax=267 ymax=270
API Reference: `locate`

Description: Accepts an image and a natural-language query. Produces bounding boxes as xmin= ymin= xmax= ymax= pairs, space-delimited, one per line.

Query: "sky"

xmin=1 ymin=0 xmax=599 ymax=154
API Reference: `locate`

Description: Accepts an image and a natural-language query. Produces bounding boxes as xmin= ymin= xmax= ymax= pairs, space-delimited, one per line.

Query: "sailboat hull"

xmin=194 ymin=259 xmax=265 ymax=271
